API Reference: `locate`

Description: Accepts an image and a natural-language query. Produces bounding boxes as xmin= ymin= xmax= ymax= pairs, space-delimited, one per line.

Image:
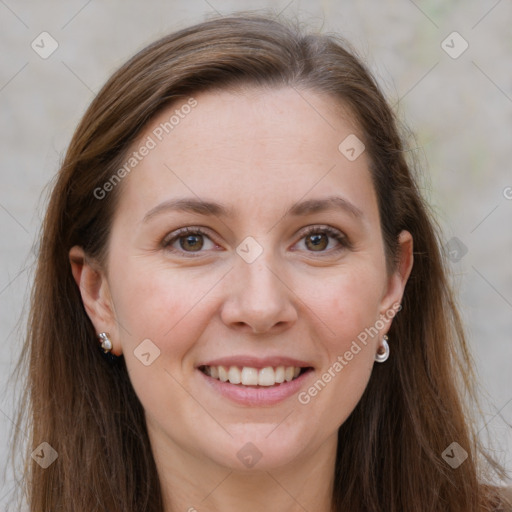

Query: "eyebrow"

xmin=142 ymin=195 xmax=363 ymax=223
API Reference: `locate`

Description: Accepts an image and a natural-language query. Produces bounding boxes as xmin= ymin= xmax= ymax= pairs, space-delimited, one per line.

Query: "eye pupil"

xmin=306 ymin=233 xmax=328 ymax=251
xmin=180 ymin=234 xmax=204 ymax=251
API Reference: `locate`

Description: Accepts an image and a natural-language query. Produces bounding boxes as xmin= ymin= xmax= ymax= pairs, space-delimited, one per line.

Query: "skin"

xmin=70 ymin=87 xmax=413 ymax=512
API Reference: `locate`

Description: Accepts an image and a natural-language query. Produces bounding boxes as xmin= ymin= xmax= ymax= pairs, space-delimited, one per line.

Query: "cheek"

xmin=295 ymin=272 xmax=380 ymax=426
xmin=307 ymin=266 xmax=384 ymax=345
xmin=109 ymin=261 xmax=217 ymax=354
xmin=108 ymin=263 xmax=216 ymax=416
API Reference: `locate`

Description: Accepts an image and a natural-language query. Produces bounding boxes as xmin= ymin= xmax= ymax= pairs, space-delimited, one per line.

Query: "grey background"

xmin=1 ymin=0 xmax=511 ymax=506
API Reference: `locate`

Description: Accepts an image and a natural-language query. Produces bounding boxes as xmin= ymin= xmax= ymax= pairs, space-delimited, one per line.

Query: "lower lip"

xmin=198 ymin=369 xmax=313 ymax=406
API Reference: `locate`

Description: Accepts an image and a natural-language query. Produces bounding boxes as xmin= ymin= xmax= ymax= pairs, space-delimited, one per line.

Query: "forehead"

xmin=113 ymin=86 xmax=378 ymax=226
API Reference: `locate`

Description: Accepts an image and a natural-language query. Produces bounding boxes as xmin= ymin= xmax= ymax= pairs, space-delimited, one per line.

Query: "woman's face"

xmin=76 ymin=87 xmax=412 ymax=473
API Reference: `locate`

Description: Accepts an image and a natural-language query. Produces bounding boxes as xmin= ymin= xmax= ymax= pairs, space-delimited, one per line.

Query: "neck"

xmin=151 ymin=431 xmax=338 ymax=512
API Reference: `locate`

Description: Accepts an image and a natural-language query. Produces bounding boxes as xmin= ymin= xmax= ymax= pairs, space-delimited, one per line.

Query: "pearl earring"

xmin=97 ymin=332 xmax=112 ymax=353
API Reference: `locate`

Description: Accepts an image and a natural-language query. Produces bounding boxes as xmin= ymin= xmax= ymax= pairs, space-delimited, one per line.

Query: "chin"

xmin=203 ymin=424 xmax=311 ymax=472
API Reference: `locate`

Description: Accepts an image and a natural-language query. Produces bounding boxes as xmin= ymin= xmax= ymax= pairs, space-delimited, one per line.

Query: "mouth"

xmin=198 ymin=364 xmax=313 ymax=388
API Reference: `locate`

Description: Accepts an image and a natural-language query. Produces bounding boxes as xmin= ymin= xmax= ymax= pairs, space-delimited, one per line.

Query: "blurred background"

xmin=1 ymin=0 xmax=511 ymax=506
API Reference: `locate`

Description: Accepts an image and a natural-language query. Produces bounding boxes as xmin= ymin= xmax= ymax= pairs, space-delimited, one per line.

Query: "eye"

xmin=162 ymin=227 xmax=218 ymax=255
xmin=294 ymin=225 xmax=350 ymax=254
xmin=161 ymin=225 xmax=350 ymax=257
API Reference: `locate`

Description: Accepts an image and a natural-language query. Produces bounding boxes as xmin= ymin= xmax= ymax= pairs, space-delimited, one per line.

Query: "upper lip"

xmin=197 ymin=356 xmax=313 ymax=369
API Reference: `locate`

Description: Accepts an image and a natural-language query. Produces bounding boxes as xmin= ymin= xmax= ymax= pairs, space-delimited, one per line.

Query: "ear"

xmin=379 ymin=230 xmax=414 ymax=323
xmin=69 ymin=245 xmax=122 ymax=355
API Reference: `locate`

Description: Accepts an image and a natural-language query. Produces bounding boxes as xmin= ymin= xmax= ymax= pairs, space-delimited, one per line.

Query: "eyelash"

xmin=161 ymin=225 xmax=351 ymax=257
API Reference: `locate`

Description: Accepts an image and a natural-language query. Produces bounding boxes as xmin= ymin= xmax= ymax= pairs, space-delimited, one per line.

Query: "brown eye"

xmin=179 ymin=234 xmax=204 ymax=252
xmin=305 ymin=233 xmax=329 ymax=251
xmin=162 ymin=227 xmax=217 ymax=255
xmin=295 ymin=226 xmax=350 ymax=255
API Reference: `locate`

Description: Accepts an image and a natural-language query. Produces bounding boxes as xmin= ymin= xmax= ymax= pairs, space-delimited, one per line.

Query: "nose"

xmin=220 ymin=256 xmax=298 ymax=335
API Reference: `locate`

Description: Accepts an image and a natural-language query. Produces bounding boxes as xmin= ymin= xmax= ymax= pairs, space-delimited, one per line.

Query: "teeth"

xmin=228 ymin=366 xmax=241 ymax=384
xmin=203 ymin=365 xmax=304 ymax=386
xmin=258 ymin=367 xmax=275 ymax=386
xmin=218 ymin=366 xmax=228 ymax=382
xmin=241 ymin=367 xmax=259 ymax=385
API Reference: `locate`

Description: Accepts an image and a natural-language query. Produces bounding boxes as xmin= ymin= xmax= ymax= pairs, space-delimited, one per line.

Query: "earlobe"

xmin=69 ymin=246 xmax=120 ymax=353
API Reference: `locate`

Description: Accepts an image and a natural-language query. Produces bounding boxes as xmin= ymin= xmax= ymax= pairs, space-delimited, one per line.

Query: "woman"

xmin=13 ymin=14 xmax=511 ymax=512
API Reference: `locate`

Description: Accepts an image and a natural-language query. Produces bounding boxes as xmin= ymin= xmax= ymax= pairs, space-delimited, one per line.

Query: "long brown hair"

xmin=12 ymin=13 xmax=510 ymax=511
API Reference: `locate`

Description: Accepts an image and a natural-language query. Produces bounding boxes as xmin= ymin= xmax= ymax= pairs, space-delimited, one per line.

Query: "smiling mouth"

xmin=198 ymin=365 xmax=313 ymax=387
